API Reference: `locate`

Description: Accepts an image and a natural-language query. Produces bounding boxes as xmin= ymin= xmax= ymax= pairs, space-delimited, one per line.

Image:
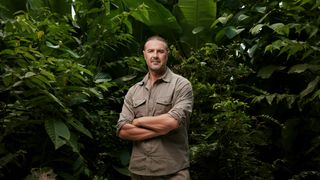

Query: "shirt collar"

xmin=138 ymin=67 xmax=172 ymax=86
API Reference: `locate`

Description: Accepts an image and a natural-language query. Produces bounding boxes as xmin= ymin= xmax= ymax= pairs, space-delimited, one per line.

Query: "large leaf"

xmin=288 ymin=64 xmax=309 ymax=74
xmin=121 ymin=0 xmax=181 ymax=34
xmin=174 ymin=0 xmax=216 ymax=28
xmin=173 ymin=0 xmax=217 ymax=48
xmin=45 ymin=119 xmax=71 ymax=149
xmin=67 ymin=118 xmax=93 ymax=138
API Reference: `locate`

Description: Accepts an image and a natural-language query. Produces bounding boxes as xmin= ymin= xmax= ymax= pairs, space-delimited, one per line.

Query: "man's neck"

xmin=148 ymin=67 xmax=167 ymax=85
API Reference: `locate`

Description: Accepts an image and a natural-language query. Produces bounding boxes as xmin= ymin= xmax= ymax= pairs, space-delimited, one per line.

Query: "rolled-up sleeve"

xmin=116 ymin=88 xmax=135 ymax=135
xmin=167 ymin=78 xmax=193 ymax=127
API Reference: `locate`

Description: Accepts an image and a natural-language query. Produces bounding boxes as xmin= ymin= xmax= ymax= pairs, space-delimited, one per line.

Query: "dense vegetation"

xmin=0 ymin=0 xmax=319 ymax=179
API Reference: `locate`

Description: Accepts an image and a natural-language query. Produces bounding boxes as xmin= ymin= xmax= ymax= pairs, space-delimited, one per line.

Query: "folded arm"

xmin=118 ymin=113 xmax=178 ymax=141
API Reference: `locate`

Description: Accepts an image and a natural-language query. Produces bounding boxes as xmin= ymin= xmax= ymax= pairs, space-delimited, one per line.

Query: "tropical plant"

xmin=1 ymin=0 xmax=320 ymax=179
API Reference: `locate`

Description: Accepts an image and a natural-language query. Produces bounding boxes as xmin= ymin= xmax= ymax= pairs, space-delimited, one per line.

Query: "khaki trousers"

xmin=131 ymin=169 xmax=190 ymax=180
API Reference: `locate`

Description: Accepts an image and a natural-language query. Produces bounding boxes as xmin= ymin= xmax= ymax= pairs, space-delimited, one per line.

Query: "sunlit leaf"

xmin=120 ymin=74 xmax=136 ymax=81
xmin=288 ymin=64 xmax=309 ymax=74
xmin=192 ymin=26 xmax=205 ymax=34
xmin=269 ymin=23 xmax=289 ymax=36
xmin=250 ymin=24 xmax=264 ymax=35
xmin=238 ymin=14 xmax=249 ymax=21
xmin=266 ymin=94 xmax=276 ymax=105
xmin=24 ymin=72 xmax=36 ymax=78
xmin=255 ymin=6 xmax=266 ymax=13
xmin=46 ymin=41 xmax=60 ymax=49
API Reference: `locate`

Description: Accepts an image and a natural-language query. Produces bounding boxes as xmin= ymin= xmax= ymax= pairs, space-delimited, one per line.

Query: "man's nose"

xmin=152 ymin=52 xmax=158 ymax=58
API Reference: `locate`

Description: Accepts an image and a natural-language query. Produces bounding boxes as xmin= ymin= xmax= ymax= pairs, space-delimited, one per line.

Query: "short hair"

xmin=144 ymin=35 xmax=169 ymax=50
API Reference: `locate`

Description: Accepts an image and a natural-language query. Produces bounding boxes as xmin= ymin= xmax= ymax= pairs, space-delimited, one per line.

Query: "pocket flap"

xmin=133 ymin=99 xmax=146 ymax=107
xmin=156 ymin=96 xmax=172 ymax=105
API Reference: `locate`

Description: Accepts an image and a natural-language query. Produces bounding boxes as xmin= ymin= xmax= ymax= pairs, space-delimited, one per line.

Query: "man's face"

xmin=143 ymin=39 xmax=168 ymax=74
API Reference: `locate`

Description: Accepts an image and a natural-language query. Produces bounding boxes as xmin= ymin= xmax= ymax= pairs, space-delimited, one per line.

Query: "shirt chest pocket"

xmin=155 ymin=96 xmax=172 ymax=115
xmin=133 ymin=98 xmax=146 ymax=118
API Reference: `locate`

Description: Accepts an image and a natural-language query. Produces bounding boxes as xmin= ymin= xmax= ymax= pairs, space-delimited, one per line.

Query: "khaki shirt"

xmin=117 ymin=68 xmax=193 ymax=176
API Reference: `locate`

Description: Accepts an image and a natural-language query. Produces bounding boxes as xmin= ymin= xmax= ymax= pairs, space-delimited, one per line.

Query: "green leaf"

xmin=217 ymin=16 xmax=229 ymax=25
xmin=257 ymin=65 xmax=286 ymax=79
xmin=174 ymin=0 xmax=216 ymax=47
xmin=45 ymin=119 xmax=70 ymax=149
xmin=247 ymin=44 xmax=258 ymax=58
xmin=67 ymin=132 xmax=80 ymax=153
xmin=24 ymin=72 xmax=36 ymax=78
xmin=0 ymin=49 xmax=15 ymax=55
xmin=215 ymin=27 xmax=227 ymax=42
xmin=192 ymin=26 xmax=205 ymax=34
xmin=42 ymin=91 xmax=67 ymax=110
xmin=46 ymin=41 xmax=60 ymax=49
xmin=122 ymin=0 xmax=181 ymax=34
xmin=266 ymin=94 xmax=276 ymax=105
xmin=21 ymin=51 xmax=36 ymax=61
xmin=288 ymin=64 xmax=309 ymax=74
xmin=64 ymin=49 xmax=80 ymax=58
xmin=175 ymin=0 xmax=216 ymax=29
xmin=120 ymin=74 xmax=137 ymax=81
xmin=269 ymin=23 xmax=289 ymax=36
xmin=250 ymin=24 xmax=264 ymax=35
xmin=67 ymin=118 xmax=93 ymax=138
xmin=86 ymin=88 xmax=103 ymax=99
xmin=76 ymin=65 xmax=93 ymax=76
xmin=210 ymin=14 xmax=233 ymax=28
xmin=255 ymin=6 xmax=266 ymax=13
xmin=269 ymin=40 xmax=287 ymax=51
xmin=225 ymin=26 xmax=244 ymax=39
xmin=237 ymin=14 xmax=249 ymax=21
xmin=25 ymin=76 xmax=47 ymax=89
xmin=311 ymin=90 xmax=320 ymax=101
xmin=300 ymin=76 xmax=320 ymax=98
xmin=40 ymin=69 xmax=56 ymax=81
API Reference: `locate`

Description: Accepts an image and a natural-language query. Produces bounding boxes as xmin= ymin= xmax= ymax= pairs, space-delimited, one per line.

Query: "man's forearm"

xmin=132 ymin=114 xmax=179 ymax=135
xmin=118 ymin=123 xmax=164 ymax=141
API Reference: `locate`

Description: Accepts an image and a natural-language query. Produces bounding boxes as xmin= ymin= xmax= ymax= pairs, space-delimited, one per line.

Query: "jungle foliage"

xmin=0 ymin=0 xmax=319 ymax=179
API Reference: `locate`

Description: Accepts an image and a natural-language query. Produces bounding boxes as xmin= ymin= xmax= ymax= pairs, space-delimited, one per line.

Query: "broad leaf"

xmin=174 ymin=0 xmax=216 ymax=47
xmin=269 ymin=23 xmax=289 ymax=36
xmin=225 ymin=26 xmax=244 ymax=39
xmin=288 ymin=64 xmax=309 ymax=74
xmin=67 ymin=118 xmax=93 ymax=138
xmin=45 ymin=119 xmax=70 ymax=149
xmin=250 ymin=24 xmax=264 ymax=35
xmin=122 ymin=0 xmax=181 ymax=34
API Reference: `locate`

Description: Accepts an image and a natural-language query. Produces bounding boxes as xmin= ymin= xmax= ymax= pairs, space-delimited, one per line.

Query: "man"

xmin=116 ymin=36 xmax=193 ymax=180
